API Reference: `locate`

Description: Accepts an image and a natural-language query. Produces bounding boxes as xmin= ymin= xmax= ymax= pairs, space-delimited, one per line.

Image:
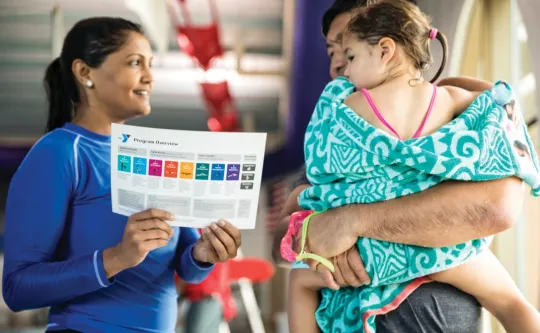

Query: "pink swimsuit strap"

xmin=360 ymin=85 xmax=437 ymax=140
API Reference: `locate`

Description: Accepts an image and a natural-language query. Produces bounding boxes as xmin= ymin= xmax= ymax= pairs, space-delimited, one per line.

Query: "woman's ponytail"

xmin=44 ymin=57 xmax=73 ymax=132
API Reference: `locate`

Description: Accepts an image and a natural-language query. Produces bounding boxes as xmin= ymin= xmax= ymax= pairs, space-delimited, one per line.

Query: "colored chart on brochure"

xmin=110 ymin=123 xmax=267 ymax=229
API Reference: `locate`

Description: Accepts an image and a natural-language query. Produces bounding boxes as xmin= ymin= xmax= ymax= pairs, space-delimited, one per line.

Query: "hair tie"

xmin=429 ymin=28 xmax=438 ymax=40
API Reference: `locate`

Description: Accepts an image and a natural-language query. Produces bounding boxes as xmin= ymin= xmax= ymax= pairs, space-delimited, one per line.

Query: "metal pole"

xmin=236 ymin=248 xmax=267 ymax=333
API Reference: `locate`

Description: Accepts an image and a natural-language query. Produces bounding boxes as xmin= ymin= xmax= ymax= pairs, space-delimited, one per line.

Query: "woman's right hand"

xmin=103 ymin=208 xmax=175 ymax=278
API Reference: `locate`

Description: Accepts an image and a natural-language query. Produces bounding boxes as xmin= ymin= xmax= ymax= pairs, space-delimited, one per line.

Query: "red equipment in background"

xmin=174 ymin=0 xmax=240 ymax=132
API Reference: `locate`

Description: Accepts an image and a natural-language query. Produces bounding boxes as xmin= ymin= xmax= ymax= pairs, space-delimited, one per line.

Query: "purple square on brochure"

xmin=148 ymin=159 xmax=163 ymax=177
xmin=226 ymin=164 xmax=240 ymax=181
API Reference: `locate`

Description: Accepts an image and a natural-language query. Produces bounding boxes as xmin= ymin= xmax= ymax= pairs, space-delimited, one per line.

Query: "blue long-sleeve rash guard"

xmin=3 ymin=122 xmax=213 ymax=333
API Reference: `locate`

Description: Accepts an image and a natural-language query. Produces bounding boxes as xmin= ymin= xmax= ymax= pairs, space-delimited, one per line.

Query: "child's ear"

xmin=378 ymin=37 xmax=397 ymax=65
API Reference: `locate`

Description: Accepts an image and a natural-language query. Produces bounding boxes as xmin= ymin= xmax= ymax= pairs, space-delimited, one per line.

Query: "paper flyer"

xmin=111 ymin=123 xmax=267 ymax=229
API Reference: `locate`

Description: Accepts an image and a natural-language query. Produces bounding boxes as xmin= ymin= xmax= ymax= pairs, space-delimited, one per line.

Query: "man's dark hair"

xmin=322 ymin=0 xmax=418 ymax=37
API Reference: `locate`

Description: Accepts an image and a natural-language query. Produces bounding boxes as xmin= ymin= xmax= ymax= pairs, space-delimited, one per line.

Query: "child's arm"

xmin=438 ymin=76 xmax=492 ymax=92
xmin=441 ymin=86 xmax=482 ymax=117
xmin=288 ymin=268 xmax=327 ymax=333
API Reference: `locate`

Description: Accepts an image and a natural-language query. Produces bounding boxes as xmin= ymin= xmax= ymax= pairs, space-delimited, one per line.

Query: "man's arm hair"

xmin=272 ymin=176 xmax=523 ymax=259
xmin=337 ymin=177 xmax=525 ymax=247
xmin=270 ymin=177 xmax=524 ymax=292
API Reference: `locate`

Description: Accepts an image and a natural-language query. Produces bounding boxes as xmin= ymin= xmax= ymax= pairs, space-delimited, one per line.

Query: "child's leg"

xmin=288 ymin=267 xmax=326 ymax=333
xmin=431 ymin=250 xmax=540 ymax=333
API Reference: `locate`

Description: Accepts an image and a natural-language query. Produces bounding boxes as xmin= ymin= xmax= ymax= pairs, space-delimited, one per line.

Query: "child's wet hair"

xmin=344 ymin=0 xmax=448 ymax=83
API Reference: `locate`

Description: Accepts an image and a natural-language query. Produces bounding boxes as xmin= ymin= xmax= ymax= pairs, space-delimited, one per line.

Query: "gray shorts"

xmin=375 ymin=281 xmax=482 ymax=333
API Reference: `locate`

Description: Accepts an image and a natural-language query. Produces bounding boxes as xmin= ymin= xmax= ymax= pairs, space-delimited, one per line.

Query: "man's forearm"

xmin=330 ymin=178 xmax=524 ymax=247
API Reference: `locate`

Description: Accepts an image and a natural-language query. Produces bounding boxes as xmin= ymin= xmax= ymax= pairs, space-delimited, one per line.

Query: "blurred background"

xmin=0 ymin=0 xmax=539 ymax=332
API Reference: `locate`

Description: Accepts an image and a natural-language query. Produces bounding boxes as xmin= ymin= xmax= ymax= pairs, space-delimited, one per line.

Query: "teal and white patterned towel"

xmin=298 ymin=77 xmax=540 ymax=333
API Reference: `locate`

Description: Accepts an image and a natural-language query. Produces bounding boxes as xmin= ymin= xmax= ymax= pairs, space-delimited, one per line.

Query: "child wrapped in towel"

xmin=281 ymin=1 xmax=540 ymax=333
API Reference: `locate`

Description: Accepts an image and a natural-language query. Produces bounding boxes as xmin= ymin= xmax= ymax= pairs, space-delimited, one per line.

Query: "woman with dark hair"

xmin=2 ymin=17 xmax=242 ymax=333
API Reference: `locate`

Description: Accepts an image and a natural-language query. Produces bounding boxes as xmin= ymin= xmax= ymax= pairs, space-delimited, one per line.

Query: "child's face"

xmin=343 ymin=36 xmax=384 ymax=90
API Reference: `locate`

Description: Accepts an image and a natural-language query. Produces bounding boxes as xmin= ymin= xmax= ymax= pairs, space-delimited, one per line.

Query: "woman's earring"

xmin=86 ymin=80 xmax=93 ymax=88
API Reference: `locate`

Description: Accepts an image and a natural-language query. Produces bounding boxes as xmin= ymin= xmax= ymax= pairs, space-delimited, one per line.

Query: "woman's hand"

xmin=193 ymin=220 xmax=242 ymax=264
xmin=103 ymin=208 xmax=175 ymax=278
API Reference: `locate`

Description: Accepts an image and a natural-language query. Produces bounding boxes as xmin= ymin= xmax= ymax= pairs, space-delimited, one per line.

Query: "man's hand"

xmin=313 ymin=246 xmax=371 ymax=290
xmin=304 ymin=208 xmax=359 ymax=260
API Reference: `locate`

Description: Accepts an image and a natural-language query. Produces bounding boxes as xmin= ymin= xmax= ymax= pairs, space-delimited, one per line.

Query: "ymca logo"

xmin=120 ymin=134 xmax=131 ymax=143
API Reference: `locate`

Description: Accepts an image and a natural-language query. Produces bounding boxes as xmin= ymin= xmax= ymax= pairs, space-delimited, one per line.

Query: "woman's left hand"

xmin=193 ymin=219 xmax=242 ymax=264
